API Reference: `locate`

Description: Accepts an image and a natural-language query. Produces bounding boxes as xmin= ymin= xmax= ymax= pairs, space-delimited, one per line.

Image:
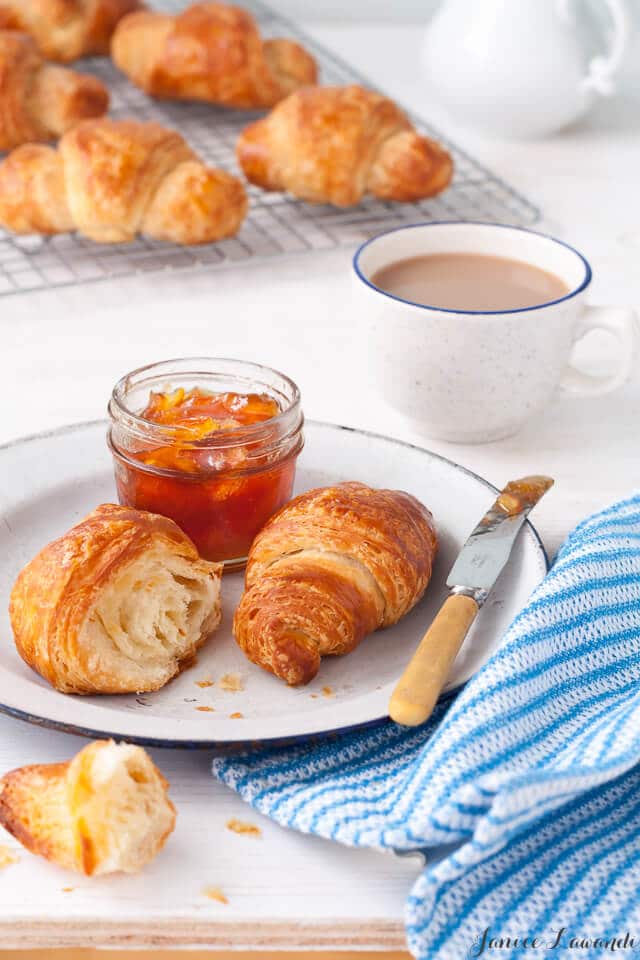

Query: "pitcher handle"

xmin=582 ymin=0 xmax=630 ymax=96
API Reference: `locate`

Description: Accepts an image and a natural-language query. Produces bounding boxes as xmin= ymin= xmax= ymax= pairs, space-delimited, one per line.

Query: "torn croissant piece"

xmin=0 ymin=0 xmax=142 ymax=63
xmin=237 ymin=84 xmax=454 ymax=207
xmin=9 ymin=503 xmax=223 ymax=695
xmin=0 ymin=118 xmax=248 ymax=243
xmin=233 ymin=481 xmax=438 ymax=685
xmin=0 ymin=740 xmax=176 ymax=875
xmin=0 ymin=30 xmax=109 ymax=151
xmin=111 ymin=2 xmax=318 ymax=109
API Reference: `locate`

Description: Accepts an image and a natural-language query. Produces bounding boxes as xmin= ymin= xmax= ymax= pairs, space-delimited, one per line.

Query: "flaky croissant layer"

xmin=234 ymin=481 xmax=438 ymax=685
xmin=10 ymin=503 xmax=223 ymax=695
xmin=0 ymin=118 xmax=248 ymax=244
xmin=0 ymin=30 xmax=109 ymax=151
xmin=112 ymin=2 xmax=318 ymax=109
xmin=237 ymin=84 xmax=453 ymax=207
xmin=0 ymin=741 xmax=176 ymax=875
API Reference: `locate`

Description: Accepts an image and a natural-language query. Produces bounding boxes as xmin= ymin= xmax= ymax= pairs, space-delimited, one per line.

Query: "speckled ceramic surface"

xmin=354 ymin=222 xmax=635 ymax=443
xmin=0 ymin=420 xmax=548 ymax=748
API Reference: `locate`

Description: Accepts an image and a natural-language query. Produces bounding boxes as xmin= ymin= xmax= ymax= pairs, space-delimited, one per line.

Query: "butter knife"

xmin=389 ymin=475 xmax=554 ymax=727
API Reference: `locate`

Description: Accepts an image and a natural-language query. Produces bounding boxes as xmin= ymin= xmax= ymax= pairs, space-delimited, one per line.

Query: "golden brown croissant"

xmin=233 ymin=481 xmax=438 ymax=685
xmin=0 ymin=740 xmax=176 ymax=875
xmin=237 ymin=84 xmax=454 ymax=207
xmin=10 ymin=503 xmax=223 ymax=694
xmin=0 ymin=0 xmax=142 ymax=63
xmin=111 ymin=2 xmax=318 ymax=109
xmin=0 ymin=117 xmax=248 ymax=243
xmin=0 ymin=30 xmax=109 ymax=151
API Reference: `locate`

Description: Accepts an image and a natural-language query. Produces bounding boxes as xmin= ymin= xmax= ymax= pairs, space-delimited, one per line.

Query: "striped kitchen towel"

xmin=213 ymin=494 xmax=640 ymax=959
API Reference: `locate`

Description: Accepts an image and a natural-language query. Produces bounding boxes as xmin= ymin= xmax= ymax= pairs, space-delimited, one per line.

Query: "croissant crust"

xmin=0 ymin=118 xmax=248 ymax=244
xmin=0 ymin=30 xmax=109 ymax=151
xmin=9 ymin=503 xmax=223 ymax=694
xmin=233 ymin=481 xmax=438 ymax=685
xmin=112 ymin=2 xmax=318 ymax=109
xmin=236 ymin=84 xmax=453 ymax=207
xmin=0 ymin=0 xmax=142 ymax=62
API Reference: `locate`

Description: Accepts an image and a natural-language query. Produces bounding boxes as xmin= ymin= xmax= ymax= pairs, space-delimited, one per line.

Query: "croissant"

xmin=0 ymin=117 xmax=248 ymax=243
xmin=0 ymin=740 xmax=175 ymax=875
xmin=233 ymin=481 xmax=438 ymax=685
xmin=0 ymin=30 xmax=109 ymax=151
xmin=111 ymin=2 xmax=318 ymax=109
xmin=237 ymin=84 xmax=453 ymax=207
xmin=0 ymin=0 xmax=142 ymax=63
xmin=9 ymin=503 xmax=223 ymax=695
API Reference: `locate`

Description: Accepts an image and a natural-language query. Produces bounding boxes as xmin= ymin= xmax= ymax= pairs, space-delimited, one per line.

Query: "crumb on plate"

xmin=226 ymin=818 xmax=261 ymax=837
xmin=219 ymin=673 xmax=244 ymax=692
xmin=203 ymin=886 xmax=228 ymax=904
xmin=322 ymin=685 xmax=334 ymax=697
xmin=196 ymin=678 xmax=214 ymax=688
xmin=196 ymin=705 xmax=215 ymax=712
xmin=229 ymin=711 xmax=244 ymax=719
xmin=62 ymin=887 xmax=74 ymax=893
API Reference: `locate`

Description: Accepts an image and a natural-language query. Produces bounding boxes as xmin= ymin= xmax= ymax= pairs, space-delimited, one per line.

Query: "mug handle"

xmin=560 ymin=305 xmax=638 ymax=397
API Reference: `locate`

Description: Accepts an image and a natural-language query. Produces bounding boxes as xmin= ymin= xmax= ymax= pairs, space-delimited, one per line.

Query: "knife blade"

xmin=389 ymin=475 xmax=553 ymax=727
xmin=447 ymin=475 xmax=554 ymax=604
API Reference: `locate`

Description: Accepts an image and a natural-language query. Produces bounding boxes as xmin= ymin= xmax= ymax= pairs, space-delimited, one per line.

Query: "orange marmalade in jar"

xmin=108 ymin=359 xmax=304 ymax=568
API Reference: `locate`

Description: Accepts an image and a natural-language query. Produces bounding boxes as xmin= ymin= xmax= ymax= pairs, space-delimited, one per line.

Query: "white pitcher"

xmin=422 ymin=0 xmax=630 ymax=138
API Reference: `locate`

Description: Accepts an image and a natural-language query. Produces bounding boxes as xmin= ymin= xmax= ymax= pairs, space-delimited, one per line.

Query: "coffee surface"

xmin=370 ymin=252 xmax=569 ymax=311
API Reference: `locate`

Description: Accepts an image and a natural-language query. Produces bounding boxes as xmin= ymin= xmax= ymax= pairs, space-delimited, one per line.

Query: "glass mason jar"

xmin=108 ymin=358 xmax=304 ymax=570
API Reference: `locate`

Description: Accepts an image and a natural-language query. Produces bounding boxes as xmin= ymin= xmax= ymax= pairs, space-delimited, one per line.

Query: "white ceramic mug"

xmin=353 ymin=222 xmax=637 ymax=443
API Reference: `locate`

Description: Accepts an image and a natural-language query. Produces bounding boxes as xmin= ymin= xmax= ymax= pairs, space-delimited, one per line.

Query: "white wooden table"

xmin=1 ymin=19 xmax=639 ymax=952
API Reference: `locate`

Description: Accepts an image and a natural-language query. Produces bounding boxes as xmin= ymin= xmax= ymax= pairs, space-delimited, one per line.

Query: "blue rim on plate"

xmin=0 ymin=419 xmax=549 ymax=752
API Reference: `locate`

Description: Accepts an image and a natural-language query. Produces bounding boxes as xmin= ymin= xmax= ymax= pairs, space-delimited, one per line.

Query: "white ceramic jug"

xmin=422 ymin=0 xmax=629 ymax=138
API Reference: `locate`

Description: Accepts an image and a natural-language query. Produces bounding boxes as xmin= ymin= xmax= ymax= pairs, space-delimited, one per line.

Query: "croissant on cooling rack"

xmin=0 ymin=0 xmax=142 ymax=62
xmin=9 ymin=504 xmax=223 ymax=694
xmin=0 ymin=740 xmax=176 ymax=875
xmin=0 ymin=30 xmax=109 ymax=151
xmin=0 ymin=117 xmax=248 ymax=243
xmin=233 ymin=481 xmax=438 ymax=686
xmin=237 ymin=84 xmax=454 ymax=207
xmin=111 ymin=2 xmax=318 ymax=109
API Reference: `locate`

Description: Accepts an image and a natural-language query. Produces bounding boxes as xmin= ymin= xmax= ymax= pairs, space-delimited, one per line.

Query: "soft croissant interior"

xmin=81 ymin=548 xmax=220 ymax=692
xmin=68 ymin=742 xmax=175 ymax=875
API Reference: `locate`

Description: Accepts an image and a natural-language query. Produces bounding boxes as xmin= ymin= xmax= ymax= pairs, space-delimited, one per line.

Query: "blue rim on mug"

xmin=352 ymin=220 xmax=593 ymax=316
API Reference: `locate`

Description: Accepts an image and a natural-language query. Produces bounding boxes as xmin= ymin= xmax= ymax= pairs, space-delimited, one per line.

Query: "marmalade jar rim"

xmin=108 ymin=357 xmax=303 ymax=462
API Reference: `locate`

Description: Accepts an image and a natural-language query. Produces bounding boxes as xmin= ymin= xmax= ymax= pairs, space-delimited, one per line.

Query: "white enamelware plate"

xmin=0 ymin=420 xmax=548 ymax=749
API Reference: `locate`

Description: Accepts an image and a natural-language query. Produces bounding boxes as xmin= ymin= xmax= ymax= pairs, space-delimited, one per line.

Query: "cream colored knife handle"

xmin=389 ymin=594 xmax=479 ymax=727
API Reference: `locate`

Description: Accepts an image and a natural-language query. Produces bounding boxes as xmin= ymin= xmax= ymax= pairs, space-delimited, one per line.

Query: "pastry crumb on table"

xmin=226 ymin=818 xmax=262 ymax=838
xmin=219 ymin=673 xmax=244 ymax=692
xmin=195 ymin=705 xmax=215 ymax=712
xmin=322 ymin=686 xmax=334 ymax=697
xmin=229 ymin=712 xmax=244 ymax=719
xmin=195 ymin=678 xmax=215 ymax=688
xmin=0 ymin=845 xmax=19 ymax=869
xmin=203 ymin=886 xmax=229 ymax=904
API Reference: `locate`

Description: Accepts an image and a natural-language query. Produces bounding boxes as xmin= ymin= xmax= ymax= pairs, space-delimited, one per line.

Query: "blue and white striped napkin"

xmin=213 ymin=494 xmax=640 ymax=959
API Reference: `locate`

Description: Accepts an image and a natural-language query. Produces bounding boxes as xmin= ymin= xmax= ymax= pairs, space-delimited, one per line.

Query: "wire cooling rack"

xmin=0 ymin=0 xmax=540 ymax=297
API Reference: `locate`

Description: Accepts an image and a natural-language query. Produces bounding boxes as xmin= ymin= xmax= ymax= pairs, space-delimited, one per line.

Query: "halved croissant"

xmin=0 ymin=740 xmax=175 ymax=875
xmin=0 ymin=30 xmax=109 ymax=151
xmin=237 ymin=84 xmax=453 ymax=207
xmin=233 ymin=481 xmax=438 ymax=685
xmin=0 ymin=118 xmax=248 ymax=243
xmin=111 ymin=2 xmax=318 ymax=109
xmin=9 ymin=503 xmax=222 ymax=694
xmin=0 ymin=0 xmax=142 ymax=63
